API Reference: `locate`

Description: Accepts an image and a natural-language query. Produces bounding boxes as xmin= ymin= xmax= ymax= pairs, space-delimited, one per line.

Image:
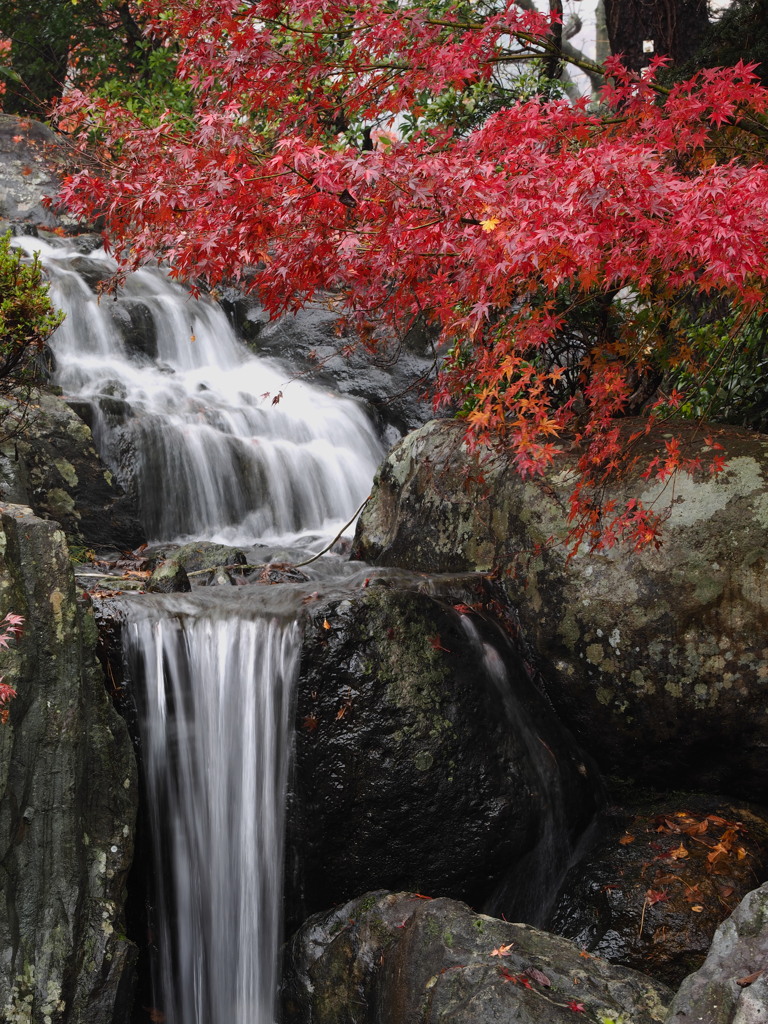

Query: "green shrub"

xmin=0 ymin=232 xmax=64 ymax=399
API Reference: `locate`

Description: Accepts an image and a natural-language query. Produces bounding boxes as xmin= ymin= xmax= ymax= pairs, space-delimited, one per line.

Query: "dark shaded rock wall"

xmin=0 ymin=505 xmax=138 ymax=1024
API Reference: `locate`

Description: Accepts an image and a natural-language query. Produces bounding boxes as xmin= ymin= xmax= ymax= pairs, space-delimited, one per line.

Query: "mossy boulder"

xmin=0 ymin=390 xmax=143 ymax=553
xmin=0 ymin=504 xmax=138 ymax=1024
xmin=283 ymin=891 xmax=673 ymax=1024
xmin=286 ymin=576 xmax=600 ymax=929
xmin=353 ymin=419 xmax=768 ymax=798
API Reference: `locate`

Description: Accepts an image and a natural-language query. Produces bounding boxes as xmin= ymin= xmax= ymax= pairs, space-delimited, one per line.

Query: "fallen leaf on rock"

xmin=490 ymin=943 xmax=514 ymax=957
xmin=737 ymin=970 xmax=764 ymax=987
xmin=645 ymin=889 xmax=669 ymax=906
xmin=670 ymin=843 xmax=689 ymax=859
xmin=526 ymin=967 xmax=551 ymax=987
xmin=619 ymin=833 xmax=635 ymax=845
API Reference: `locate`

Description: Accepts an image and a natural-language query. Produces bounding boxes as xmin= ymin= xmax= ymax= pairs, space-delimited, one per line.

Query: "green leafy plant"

xmin=0 ymin=232 xmax=64 ymax=399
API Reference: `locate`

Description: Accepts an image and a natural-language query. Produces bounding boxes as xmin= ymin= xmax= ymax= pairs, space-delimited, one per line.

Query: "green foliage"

xmin=674 ymin=0 xmax=768 ymax=87
xmin=401 ymin=69 xmax=566 ymax=139
xmin=0 ymin=232 xmax=64 ymax=398
xmin=91 ymin=42 xmax=193 ymax=124
xmin=673 ymin=308 xmax=768 ymax=431
xmin=0 ymin=0 xmax=176 ymax=118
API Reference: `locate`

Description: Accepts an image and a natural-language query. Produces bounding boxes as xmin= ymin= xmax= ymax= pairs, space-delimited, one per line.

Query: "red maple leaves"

xmin=54 ymin=2 xmax=768 ymax=549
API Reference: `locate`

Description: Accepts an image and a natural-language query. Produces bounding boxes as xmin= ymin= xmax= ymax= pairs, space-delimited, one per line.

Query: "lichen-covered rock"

xmin=0 ymin=504 xmax=138 ymax=1024
xmin=0 ymin=115 xmax=81 ymax=232
xmin=353 ymin=419 xmax=768 ymax=797
xmin=550 ymin=796 xmax=768 ymax=987
xmin=0 ymin=390 xmax=143 ymax=553
xmin=282 ymin=891 xmax=673 ymax=1024
xmin=147 ymin=558 xmax=191 ymax=593
xmin=666 ymin=882 xmax=768 ymax=1024
xmin=285 ymin=576 xmax=600 ymax=930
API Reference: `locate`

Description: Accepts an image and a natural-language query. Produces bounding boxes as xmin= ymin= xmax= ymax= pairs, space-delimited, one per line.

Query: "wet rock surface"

xmin=220 ymin=291 xmax=434 ymax=444
xmin=354 ymin=418 xmax=768 ymax=799
xmin=0 ymin=505 xmax=138 ymax=1024
xmin=285 ymin=576 xmax=600 ymax=931
xmin=147 ymin=558 xmax=192 ymax=594
xmin=283 ymin=891 xmax=673 ymax=1024
xmin=0 ymin=390 xmax=144 ymax=553
xmin=550 ymin=795 xmax=768 ymax=988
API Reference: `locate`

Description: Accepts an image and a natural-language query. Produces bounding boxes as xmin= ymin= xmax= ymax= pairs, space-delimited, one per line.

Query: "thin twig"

xmin=291 ymin=494 xmax=371 ymax=568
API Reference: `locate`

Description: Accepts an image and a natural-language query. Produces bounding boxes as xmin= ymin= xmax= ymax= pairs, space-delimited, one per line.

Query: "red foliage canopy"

xmin=55 ymin=0 xmax=768 ymax=549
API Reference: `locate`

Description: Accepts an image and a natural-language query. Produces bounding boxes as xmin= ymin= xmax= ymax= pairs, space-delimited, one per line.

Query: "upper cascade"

xmin=18 ymin=237 xmax=383 ymax=547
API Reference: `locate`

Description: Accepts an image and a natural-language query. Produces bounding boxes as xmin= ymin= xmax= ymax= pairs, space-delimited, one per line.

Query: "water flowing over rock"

xmin=283 ymin=890 xmax=673 ymax=1024
xmin=17 ymin=236 xmax=383 ymax=549
xmin=353 ymin=418 xmax=768 ymax=798
xmin=122 ymin=594 xmax=301 ymax=1024
xmin=0 ymin=505 xmax=137 ymax=1024
xmin=286 ymin=576 xmax=601 ymax=930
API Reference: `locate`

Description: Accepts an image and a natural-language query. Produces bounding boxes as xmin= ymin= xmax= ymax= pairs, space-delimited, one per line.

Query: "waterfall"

xmin=457 ymin=614 xmax=587 ymax=928
xmin=18 ymin=237 xmax=383 ymax=547
xmin=11 ymin=235 xmax=386 ymax=1023
xmin=124 ymin=596 xmax=302 ymax=1024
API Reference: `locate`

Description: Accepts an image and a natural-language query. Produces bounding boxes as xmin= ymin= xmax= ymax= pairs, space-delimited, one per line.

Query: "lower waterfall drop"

xmin=124 ymin=599 xmax=302 ymax=1024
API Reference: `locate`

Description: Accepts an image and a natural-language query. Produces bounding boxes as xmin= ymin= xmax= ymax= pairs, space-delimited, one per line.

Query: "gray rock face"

xmin=0 ymin=504 xmax=138 ymax=1024
xmin=667 ymin=883 xmax=768 ymax=1024
xmin=0 ymin=116 xmax=81 ymax=232
xmin=283 ymin=891 xmax=673 ymax=1024
xmin=353 ymin=418 xmax=768 ymax=797
xmin=0 ymin=391 xmax=144 ymax=554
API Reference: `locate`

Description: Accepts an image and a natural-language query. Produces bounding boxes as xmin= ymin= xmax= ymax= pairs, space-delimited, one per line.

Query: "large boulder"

xmin=0 ymin=504 xmax=138 ymax=1024
xmin=285 ymin=577 xmax=601 ymax=930
xmin=283 ymin=891 xmax=673 ymax=1024
xmin=0 ymin=390 xmax=144 ymax=554
xmin=353 ymin=419 xmax=768 ymax=798
xmin=666 ymin=882 xmax=768 ymax=1024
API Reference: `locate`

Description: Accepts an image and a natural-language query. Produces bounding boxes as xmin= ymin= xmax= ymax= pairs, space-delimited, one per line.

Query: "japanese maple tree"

xmin=55 ymin=0 xmax=768 ymax=549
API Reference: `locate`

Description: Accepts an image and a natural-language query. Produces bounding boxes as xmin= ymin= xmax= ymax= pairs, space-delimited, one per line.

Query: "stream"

xmin=19 ymin=237 xmax=387 ymax=1024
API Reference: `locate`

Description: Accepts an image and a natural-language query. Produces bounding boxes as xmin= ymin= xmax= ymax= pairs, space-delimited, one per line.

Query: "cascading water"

xmin=17 ymin=235 xmax=386 ymax=1024
xmin=19 ymin=237 xmax=383 ymax=546
xmin=124 ymin=596 xmax=301 ymax=1024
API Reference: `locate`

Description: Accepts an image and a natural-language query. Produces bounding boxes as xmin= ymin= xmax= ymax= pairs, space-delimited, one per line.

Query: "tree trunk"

xmin=603 ymin=0 xmax=709 ymax=73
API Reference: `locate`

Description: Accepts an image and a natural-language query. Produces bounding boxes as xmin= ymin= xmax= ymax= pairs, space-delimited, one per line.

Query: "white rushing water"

xmin=19 ymin=237 xmax=383 ymax=547
xmin=14 ymin=235 xmax=387 ymax=1024
xmin=125 ymin=599 xmax=301 ymax=1024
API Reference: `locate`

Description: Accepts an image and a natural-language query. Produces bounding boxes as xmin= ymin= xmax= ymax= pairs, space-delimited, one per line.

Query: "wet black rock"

xmin=285 ymin=576 xmax=601 ymax=930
